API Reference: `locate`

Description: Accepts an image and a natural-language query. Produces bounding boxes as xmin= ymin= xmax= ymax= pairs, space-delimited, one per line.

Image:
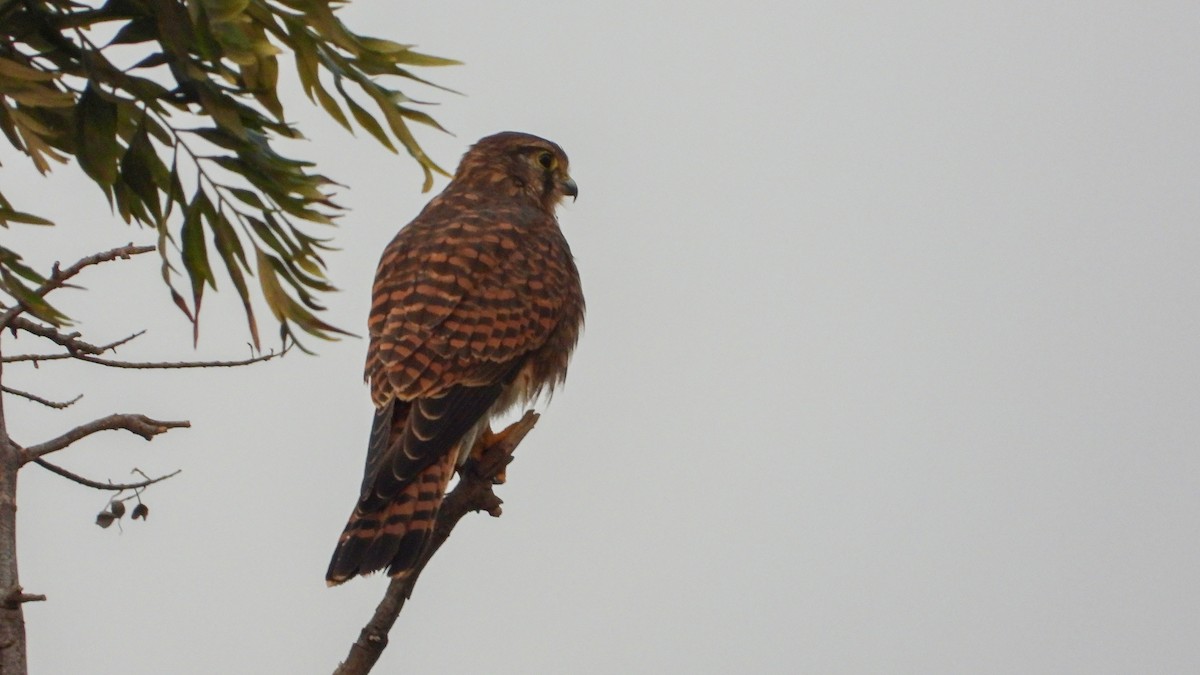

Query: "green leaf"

xmin=110 ymin=18 xmax=159 ymax=46
xmin=0 ymin=209 xmax=54 ymax=226
xmin=313 ymin=81 xmax=352 ymax=132
xmin=0 ymin=268 xmax=70 ymax=326
xmin=119 ymin=123 xmax=164 ymax=223
xmin=356 ymin=37 xmax=415 ymax=54
xmin=398 ymin=106 xmax=450 ymax=133
xmin=372 ymin=91 xmax=441 ymax=191
xmin=256 ymin=249 xmax=351 ymax=341
xmin=0 ymin=57 xmax=58 ymax=82
xmin=389 ymin=50 xmax=462 ymax=67
xmin=335 ymin=79 xmax=395 ymax=152
xmin=74 ymin=85 xmax=120 ymax=187
xmin=197 ymin=84 xmax=247 ymax=139
xmin=227 ymin=187 xmax=266 ymax=210
xmin=130 ymin=52 xmax=171 ymax=70
xmin=0 ymin=246 xmax=47 ymax=284
xmin=181 ymin=191 xmax=216 ymax=339
xmin=3 ymin=82 xmax=74 ymax=108
xmin=202 ymin=0 xmax=250 ymax=23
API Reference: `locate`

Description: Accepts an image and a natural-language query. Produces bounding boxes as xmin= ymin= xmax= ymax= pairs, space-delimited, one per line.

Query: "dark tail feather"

xmin=325 ymin=449 xmax=457 ymax=586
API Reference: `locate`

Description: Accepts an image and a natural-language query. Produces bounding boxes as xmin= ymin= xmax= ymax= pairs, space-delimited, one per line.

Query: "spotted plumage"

xmin=326 ymin=132 xmax=584 ymax=585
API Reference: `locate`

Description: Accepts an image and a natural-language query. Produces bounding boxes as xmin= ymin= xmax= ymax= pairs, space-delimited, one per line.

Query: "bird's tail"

xmin=325 ymin=450 xmax=457 ymax=586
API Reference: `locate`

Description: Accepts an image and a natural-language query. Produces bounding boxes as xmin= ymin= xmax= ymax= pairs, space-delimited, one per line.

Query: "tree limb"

xmin=0 ymin=386 xmax=81 ymax=409
xmin=5 ymin=317 xmax=124 ymax=355
xmin=30 ymin=459 xmax=179 ymax=491
xmin=2 ymin=324 xmax=290 ymax=368
xmin=0 ymin=244 xmax=155 ymax=329
xmin=333 ymin=410 xmax=540 ymax=675
xmin=21 ymin=414 xmax=190 ymax=461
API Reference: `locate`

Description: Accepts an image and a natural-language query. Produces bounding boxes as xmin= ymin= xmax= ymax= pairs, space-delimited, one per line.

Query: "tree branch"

xmin=2 ymin=324 xmax=290 ymax=368
xmin=0 ymin=244 xmax=155 ymax=329
xmin=66 ymin=345 xmax=290 ymax=369
xmin=1 ymin=588 xmax=45 ymax=610
xmin=0 ymin=386 xmax=80 ymax=410
xmin=5 ymin=317 xmax=126 ymax=355
xmin=333 ymin=410 xmax=541 ymax=675
xmin=30 ymin=458 xmax=179 ymax=491
xmin=21 ymin=414 xmax=190 ymax=461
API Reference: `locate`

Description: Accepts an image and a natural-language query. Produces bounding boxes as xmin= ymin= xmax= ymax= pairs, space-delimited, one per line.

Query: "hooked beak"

xmin=560 ymin=175 xmax=578 ymax=201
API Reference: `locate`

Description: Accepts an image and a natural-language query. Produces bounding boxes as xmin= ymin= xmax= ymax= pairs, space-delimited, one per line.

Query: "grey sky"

xmin=4 ymin=1 xmax=1199 ymax=673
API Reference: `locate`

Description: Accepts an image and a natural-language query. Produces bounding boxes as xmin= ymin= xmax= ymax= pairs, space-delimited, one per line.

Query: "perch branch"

xmin=22 ymin=414 xmax=190 ymax=461
xmin=333 ymin=410 xmax=541 ymax=675
xmin=31 ymin=458 xmax=180 ymax=491
xmin=0 ymin=386 xmax=81 ymax=409
xmin=0 ymin=244 xmax=155 ymax=329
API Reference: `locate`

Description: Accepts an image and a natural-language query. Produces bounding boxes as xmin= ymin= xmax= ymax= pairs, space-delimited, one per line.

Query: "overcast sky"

xmin=4 ymin=1 xmax=1199 ymax=673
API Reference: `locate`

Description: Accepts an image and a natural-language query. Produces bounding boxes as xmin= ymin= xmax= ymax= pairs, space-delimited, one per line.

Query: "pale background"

xmin=3 ymin=1 xmax=1199 ymax=673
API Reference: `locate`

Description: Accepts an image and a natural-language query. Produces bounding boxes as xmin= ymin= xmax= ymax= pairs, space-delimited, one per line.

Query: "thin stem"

xmin=31 ymin=459 xmax=179 ymax=491
xmin=0 ymin=386 xmax=81 ymax=410
xmin=68 ymin=345 xmax=289 ymax=369
xmin=1 ymin=329 xmax=145 ymax=362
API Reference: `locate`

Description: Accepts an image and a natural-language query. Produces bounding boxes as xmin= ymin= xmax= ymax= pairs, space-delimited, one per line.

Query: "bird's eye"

xmin=537 ymin=151 xmax=555 ymax=169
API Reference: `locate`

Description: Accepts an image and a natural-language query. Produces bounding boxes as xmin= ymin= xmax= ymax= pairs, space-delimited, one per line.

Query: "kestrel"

xmin=326 ymin=132 xmax=584 ymax=585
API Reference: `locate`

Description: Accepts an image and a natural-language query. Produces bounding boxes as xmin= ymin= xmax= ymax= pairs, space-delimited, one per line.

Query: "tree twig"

xmin=0 ymin=244 xmax=155 ymax=329
xmin=67 ymin=345 xmax=290 ymax=369
xmin=21 ymin=414 xmax=190 ymax=461
xmin=5 ymin=317 xmax=126 ymax=355
xmin=0 ymin=386 xmax=81 ymax=410
xmin=1 ymin=588 xmax=46 ymax=610
xmin=333 ymin=410 xmax=541 ymax=675
xmin=2 ymin=325 xmax=290 ymax=368
xmin=30 ymin=459 xmax=180 ymax=491
xmin=0 ymin=331 xmax=144 ymax=364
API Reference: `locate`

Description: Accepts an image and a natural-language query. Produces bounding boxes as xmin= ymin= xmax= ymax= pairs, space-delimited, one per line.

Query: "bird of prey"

xmin=326 ymin=132 xmax=584 ymax=585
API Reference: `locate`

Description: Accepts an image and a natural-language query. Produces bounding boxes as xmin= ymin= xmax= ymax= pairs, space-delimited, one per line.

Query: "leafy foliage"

xmin=0 ymin=0 xmax=457 ymax=347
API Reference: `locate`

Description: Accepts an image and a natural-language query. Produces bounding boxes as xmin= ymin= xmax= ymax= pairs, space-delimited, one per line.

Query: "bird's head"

xmin=453 ymin=131 xmax=577 ymax=212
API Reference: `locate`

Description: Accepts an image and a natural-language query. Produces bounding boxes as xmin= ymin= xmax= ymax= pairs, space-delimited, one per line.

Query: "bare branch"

xmin=5 ymin=317 xmax=124 ymax=355
xmin=333 ymin=411 xmax=540 ymax=675
xmin=0 ymin=244 xmax=155 ymax=329
xmin=1 ymin=587 xmax=46 ymax=610
xmin=0 ymin=386 xmax=81 ymax=410
xmin=31 ymin=459 xmax=180 ymax=491
xmin=2 ymin=326 xmax=289 ymax=369
xmin=0 ymin=331 xmax=144 ymax=364
xmin=68 ymin=344 xmax=290 ymax=369
xmin=22 ymin=414 xmax=190 ymax=461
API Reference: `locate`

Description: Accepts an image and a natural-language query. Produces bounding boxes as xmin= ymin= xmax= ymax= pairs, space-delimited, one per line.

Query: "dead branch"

xmin=0 ymin=244 xmax=155 ymax=329
xmin=1 ymin=588 xmax=45 ymax=610
xmin=2 ymin=325 xmax=290 ymax=369
xmin=31 ymin=459 xmax=179 ymax=491
xmin=67 ymin=344 xmax=290 ymax=369
xmin=333 ymin=410 xmax=540 ymax=675
xmin=21 ymin=414 xmax=190 ymax=461
xmin=0 ymin=386 xmax=81 ymax=410
xmin=5 ymin=317 xmax=125 ymax=355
